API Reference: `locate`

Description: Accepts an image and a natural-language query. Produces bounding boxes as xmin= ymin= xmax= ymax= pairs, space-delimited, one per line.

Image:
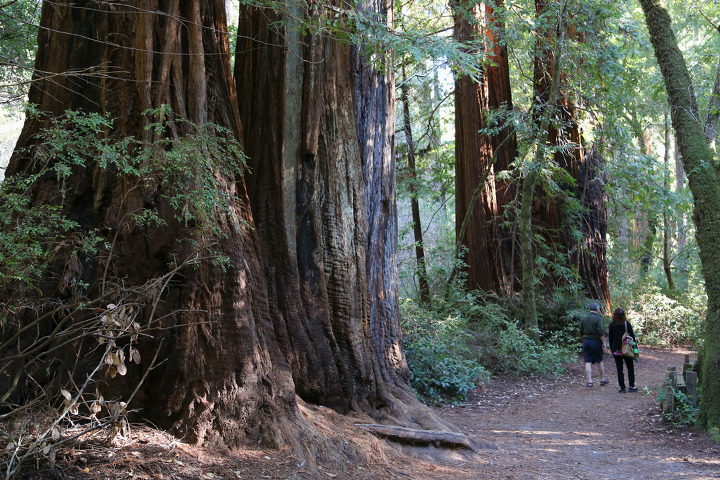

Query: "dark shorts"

xmin=583 ymin=338 xmax=603 ymax=364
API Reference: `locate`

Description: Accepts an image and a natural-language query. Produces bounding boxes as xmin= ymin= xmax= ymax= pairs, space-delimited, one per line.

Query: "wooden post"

xmin=686 ymin=371 xmax=698 ymax=408
xmin=683 ymin=354 xmax=693 ymax=382
xmin=663 ymin=367 xmax=677 ymax=415
xmin=664 ymin=384 xmax=675 ymax=415
xmin=667 ymin=366 xmax=677 ymax=390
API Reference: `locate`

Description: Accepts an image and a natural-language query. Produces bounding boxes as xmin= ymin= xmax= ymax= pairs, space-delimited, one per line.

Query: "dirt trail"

xmin=387 ymin=347 xmax=720 ymax=479
xmin=25 ymin=348 xmax=720 ymax=479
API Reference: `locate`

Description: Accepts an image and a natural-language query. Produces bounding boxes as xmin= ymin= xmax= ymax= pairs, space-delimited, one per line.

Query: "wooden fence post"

xmin=683 ymin=354 xmax=692 ymax=382
xmin=667 ymin=366 xmax=677 ymax=389
xmin=663 ymin=367 xmax=677 ymax=415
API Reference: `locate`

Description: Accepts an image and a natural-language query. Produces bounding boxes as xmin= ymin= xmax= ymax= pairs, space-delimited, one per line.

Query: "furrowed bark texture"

xmin=235 ymin=2 xmax=381 ymax=414
xmin=351 ymin=0 xmax=411 ymax=392
xmin=7 ymin=0 xmax=297 ymax=448
xmin=639 ymin=0 xmax=720 ymax=438
xmin=234 ymin=1 xmax=452 ymax=432
xmin=453 ymin=0 xmax=518 ymax=294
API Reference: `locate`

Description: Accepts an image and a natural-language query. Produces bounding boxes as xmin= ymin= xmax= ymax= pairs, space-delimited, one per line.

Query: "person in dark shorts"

xmin=608 ymin=307 xmax=638 ymax=393
xmin=579 ymin=302 xmax=609 ymax=387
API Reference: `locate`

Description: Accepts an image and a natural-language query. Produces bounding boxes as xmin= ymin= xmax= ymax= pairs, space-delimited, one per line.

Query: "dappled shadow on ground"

xmin=13 ymin=348 xmax=720 ymax=479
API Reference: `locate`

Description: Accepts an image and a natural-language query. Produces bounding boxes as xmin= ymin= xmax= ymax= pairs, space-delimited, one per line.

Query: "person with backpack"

xmin=608 ymin=307 xmax=638 ymax=393
xmin=579 ymin=302 xmax=610 ymax=387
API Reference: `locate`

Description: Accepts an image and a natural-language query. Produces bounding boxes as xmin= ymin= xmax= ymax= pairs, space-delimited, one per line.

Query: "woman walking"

xmin=608 ymin=308 xmax=637 ymax=393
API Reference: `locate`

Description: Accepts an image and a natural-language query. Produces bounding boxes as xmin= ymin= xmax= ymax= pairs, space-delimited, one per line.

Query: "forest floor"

xmin=19 ymin=347 xmax=720 ymax=479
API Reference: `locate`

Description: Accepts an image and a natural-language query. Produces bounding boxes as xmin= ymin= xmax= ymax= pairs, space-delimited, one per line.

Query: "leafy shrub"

xmin=402 ymin=298 xmax=489 ymax=402
xmin=652 ymin=385 xmax=701 ymax=428
xmin=405 ymin=336 xmax=489 ymax=402
xmin=401 ymin=291 xmax=575 ymax=403
xmin=632 ymin=289 xmax=704 ymax=346
xmin=472 ymin=304 xmax=573 ymax=376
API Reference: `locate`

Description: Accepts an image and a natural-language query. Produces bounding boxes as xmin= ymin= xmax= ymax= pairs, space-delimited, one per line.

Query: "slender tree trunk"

xmin=704 ymin=54 xmax=720 ymax=152
xmin=399 ymin=68 xmax=431 ymax=305
xmin=452 ymin=0 xmax=517 ymax=294
xmin=6 ymin=0 xmax=297 ymax=448
xmin=627 ymin=114 xmax=658 ymax=277
xmin=663 ymin=111 xmax=675 ymax=292
xmin=639 ymin=0 xmax=720 ymax=440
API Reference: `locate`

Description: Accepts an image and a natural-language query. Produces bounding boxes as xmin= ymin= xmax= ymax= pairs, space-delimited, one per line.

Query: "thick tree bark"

xmin=234 ymin=2 xmax=379 ymax=413
xmin=639 ymin=0 xmax=720 ymax=440
xmin=6 ymin=0 xmax=297 ymax=448
xmin=235 ymin=0 xmax=427 ymax=423
xmin=453 ymin=0 xmax=517 ymax=294
xmin=351 ymin=0 xmax=416 ymax=399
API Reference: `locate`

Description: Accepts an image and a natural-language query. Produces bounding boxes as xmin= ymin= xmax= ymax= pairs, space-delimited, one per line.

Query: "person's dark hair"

xmin=589 ymin=302 xmax=600 ymax=312
xmin=612 ymin=308 xmax=627 ymax=325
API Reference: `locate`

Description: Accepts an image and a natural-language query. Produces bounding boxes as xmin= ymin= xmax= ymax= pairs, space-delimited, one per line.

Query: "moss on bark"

xmin=639 ymin=0 xmax=720 ymax=437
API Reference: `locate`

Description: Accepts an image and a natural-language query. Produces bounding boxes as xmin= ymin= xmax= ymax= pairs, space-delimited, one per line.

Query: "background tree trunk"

xmin=529 ymin=0 xmax=610 ymax=308
xmin=453 ymin=0 xmax=518 ymax=295
xmin=7 ymin=0 xmax=297 ymax=448
xmin=639 ymin=0 xmax=720 ymax=440
xmin=399 ymin=68 xmax=431 ymax=306
xmin=663 ymin=111 xmax=675 ymax=292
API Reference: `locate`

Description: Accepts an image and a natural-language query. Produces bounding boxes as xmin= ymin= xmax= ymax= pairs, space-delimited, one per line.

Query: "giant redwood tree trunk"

xmin=453 ymin=0 xmax=518 ymax=294
xmin=6 ymin=0 xmax=298 ymax=449
xmin=234 ymin=0 xmax=415 ymax=417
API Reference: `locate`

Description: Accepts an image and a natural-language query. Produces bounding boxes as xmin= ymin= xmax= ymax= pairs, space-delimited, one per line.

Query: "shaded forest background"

xmin=1 ymin=0 xmax=719 ymax=477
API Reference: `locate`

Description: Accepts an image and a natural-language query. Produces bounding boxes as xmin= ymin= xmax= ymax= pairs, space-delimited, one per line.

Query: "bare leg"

xmin=585 ymin=362 xmax=593 ymax=384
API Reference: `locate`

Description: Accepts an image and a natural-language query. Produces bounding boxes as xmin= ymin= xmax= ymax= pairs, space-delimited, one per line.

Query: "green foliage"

xmin=401 ymin=289 xmax=575 ymax=403
xmin=653 ymin=385 xmax=701 ymax=429
xmin=632 ymin=289 xmax=705 ymax=346
xmin=2 ymin=106 xmax=249 ymax=308
xmin=138 ymin=107 xmax=249 ymax=244
xmin=1 ymin=110 xmax=114 ymax=301
xmin=0 ymin=1 xmax=41 ymax=106
xmin=402 ymin=296 xmax=489 ymax=402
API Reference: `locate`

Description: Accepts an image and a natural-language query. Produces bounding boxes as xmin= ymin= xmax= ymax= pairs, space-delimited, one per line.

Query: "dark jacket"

xmin=580 ymin=312 xmax=605 ymax=341
xmin=608 ymin=321 xmax=636 ymax=353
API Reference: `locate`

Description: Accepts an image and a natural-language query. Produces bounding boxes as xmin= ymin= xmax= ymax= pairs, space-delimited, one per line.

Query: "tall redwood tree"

xmin=234 ymin=0 xmax=432 ymax=421
xmin=453 ymin=0 xmax=518 ymax=294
